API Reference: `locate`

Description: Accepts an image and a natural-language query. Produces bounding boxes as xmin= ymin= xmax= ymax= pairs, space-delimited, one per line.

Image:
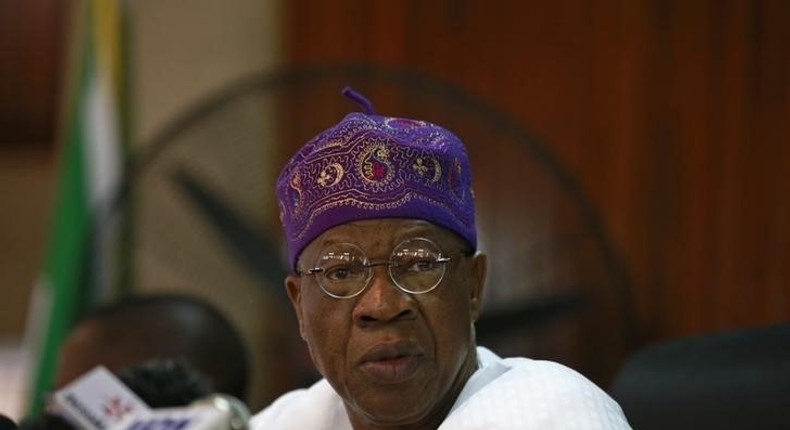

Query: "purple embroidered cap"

xmin=276 ymin=87 xmax=477 ymax=270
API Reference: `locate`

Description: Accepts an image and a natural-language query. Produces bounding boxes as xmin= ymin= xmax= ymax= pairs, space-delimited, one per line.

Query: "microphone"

xmin=17 ymin=414 xmax=74 ymax=430
xmin=28 ymin=364 xmax=249 ymax=430
xmin=115 ymin=358 xmax=213 ymax=408
xmin=0 ymin=414 xmax=18 ymax=430
xmin=47 ymin=366 xmax=151 ymax=430
xmin=108 ymin=394 xmax=251 ymax=430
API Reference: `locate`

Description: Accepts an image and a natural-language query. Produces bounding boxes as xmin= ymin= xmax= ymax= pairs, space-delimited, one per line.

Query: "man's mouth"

xmin=359 ymin=341 xmax=425 ymax=383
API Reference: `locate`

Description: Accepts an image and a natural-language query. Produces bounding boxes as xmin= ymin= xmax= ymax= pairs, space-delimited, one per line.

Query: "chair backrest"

xmin=610 ymin=323 xmax=790 ymax=430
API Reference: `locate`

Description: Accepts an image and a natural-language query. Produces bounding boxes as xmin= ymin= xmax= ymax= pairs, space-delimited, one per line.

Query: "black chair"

xmin=610 ymin=323 xmax=790 ymax=430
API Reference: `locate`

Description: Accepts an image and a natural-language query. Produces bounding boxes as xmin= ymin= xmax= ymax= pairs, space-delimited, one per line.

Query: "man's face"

xmin=285 ymin=218 xmax=487 ymax=428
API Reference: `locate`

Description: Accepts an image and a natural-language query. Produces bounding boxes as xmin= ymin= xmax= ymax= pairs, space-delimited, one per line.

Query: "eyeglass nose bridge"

xmin=360 ymin=259 xmax=407 ymax=295
xmin=361 ymin=257 xmax=448 ymax=296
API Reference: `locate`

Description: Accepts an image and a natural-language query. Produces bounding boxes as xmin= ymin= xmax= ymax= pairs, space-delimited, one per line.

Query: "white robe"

xmin=250 ymin=347 xmax=632 ymax=429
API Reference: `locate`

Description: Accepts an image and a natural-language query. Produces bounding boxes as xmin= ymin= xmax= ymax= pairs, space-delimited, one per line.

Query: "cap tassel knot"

xmin=342 ymin=86 xmax=376 ymax=115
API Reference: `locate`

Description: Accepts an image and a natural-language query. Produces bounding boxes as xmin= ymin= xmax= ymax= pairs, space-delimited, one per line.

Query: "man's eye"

xmin=324 ymin=266 xmax=351 ymax=281
xmin=324 ymin=265 xmax=366 ymax=281
xmin=405 ymin=258 xmax=439 ymax=273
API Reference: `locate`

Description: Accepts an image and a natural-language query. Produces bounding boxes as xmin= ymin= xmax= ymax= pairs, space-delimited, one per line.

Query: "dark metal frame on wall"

xmin=113 ymin=63 xmax=636 ymax=387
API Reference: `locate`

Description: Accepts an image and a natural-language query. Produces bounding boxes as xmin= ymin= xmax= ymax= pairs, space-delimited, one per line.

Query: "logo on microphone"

xmin=103 ymin=396 xmax=137 ymax=420
xmin=123 ymin=417 xmax=194 ymax=430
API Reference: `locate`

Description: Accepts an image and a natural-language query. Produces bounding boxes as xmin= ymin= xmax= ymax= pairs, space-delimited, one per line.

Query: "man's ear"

xmin=285 ymin=274 xmax=306 ymax=341
xmin=468 ymin=252 xmax=487 ymax=322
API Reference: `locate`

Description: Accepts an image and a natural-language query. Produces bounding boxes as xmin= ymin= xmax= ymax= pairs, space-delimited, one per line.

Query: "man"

xmin=252 ymin=88 xmax=631 ymax=429
xmin=55 ymin=294 xmax=249 ymax=403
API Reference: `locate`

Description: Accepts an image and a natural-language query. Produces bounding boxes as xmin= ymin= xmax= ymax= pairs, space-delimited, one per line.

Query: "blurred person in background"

xmin=54 ymin=294 xmax=249 ymax=403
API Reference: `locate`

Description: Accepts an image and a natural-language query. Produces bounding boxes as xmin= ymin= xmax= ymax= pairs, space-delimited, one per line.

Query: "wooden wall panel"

xmin=0 ymin=0 xmax=64 ymax=336
xmin=0 ymin=0 xmax=64 ymax=147
xmin=285 ymin=0 xmax=789 ymax=360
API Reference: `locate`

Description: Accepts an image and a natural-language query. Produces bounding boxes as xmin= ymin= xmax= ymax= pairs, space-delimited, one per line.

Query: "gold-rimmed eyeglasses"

xmin=298 ymin=237 xmax=467 ymax=299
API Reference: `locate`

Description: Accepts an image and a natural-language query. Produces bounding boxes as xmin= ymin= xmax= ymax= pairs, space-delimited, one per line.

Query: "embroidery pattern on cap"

xmin=358 ymin=142 xmax=395 ymax=186
xmin=412 ymin=156 xmax=442 ymax=183
xmin=285 ymin=127 xmax=473 ymax=243
xmin=287 ymin=169 xmax=303 ymax=216
xmin=317 ymin=163 xmax=344 ymax=187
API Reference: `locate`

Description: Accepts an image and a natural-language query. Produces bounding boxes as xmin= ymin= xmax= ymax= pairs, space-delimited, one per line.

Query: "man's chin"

xmin=344 ymin=383 xmax=440 ymax=427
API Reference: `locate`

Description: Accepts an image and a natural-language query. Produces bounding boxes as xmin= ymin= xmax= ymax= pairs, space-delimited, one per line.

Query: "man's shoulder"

xmin=476 ymin=346 xmax=611 ymax=393
xmin=443 ymin=347 xmax=632 ymax=429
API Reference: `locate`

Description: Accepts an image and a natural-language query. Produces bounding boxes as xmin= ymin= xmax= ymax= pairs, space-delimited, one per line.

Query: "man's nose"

xmin=352 ymin=266 xmax=416 ymax=326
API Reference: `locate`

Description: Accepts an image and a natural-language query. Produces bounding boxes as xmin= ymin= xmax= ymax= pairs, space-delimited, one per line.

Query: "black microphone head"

xmin=116 ymin=358 xmax=214 ymax=407
xmin=0 ymin=414 xmax=18 ymax=430
xmin=16 ymin=413 xmax=75 ymax=430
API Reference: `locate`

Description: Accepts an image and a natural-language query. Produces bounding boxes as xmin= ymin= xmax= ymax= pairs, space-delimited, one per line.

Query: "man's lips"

xmin=358 ymin=341 xmax=425 ymax=383
xmin=360 ymin=340 xmax=423 ymax=363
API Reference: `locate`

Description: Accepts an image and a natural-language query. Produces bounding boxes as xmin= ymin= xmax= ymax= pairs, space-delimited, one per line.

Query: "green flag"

xmin=25 ymin=0 xmax=128 ymax=414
